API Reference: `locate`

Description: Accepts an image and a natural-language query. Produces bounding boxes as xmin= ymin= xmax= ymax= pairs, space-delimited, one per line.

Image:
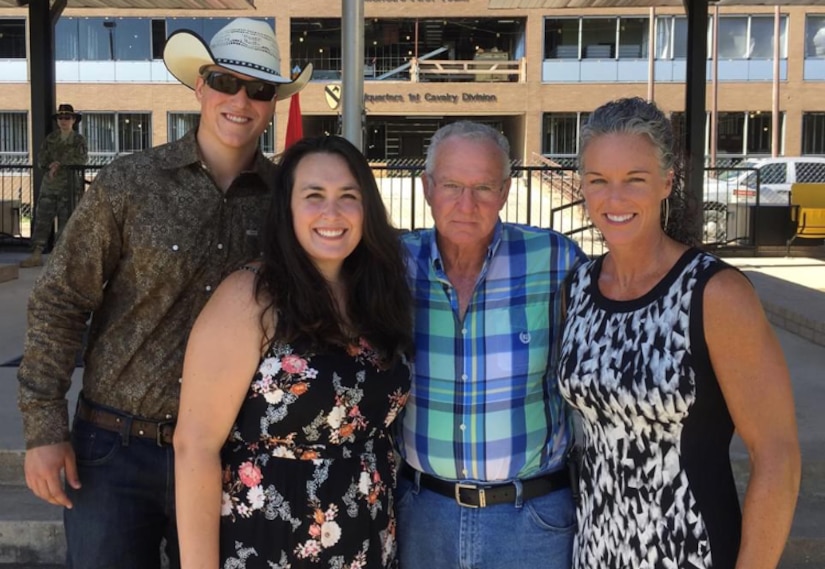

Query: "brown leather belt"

xmin=400 ymin=463 xmax=570 ymax=508
xmin=76 ymin=398 xmax=175 ymax=447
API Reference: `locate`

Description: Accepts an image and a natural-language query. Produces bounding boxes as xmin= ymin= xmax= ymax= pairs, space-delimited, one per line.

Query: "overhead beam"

xmin=51 ymin=0 xmax=67 ymax=24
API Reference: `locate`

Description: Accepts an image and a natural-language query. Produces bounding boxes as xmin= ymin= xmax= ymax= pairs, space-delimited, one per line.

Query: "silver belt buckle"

xmin=455 ymin=482 xmax=486 ymax=508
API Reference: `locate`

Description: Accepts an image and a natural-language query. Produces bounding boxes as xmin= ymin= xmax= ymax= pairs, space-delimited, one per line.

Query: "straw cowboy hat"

xmin=53 ymin=103 xmax=82 ymax=122
xmin=163 ymin=17 xmax=312 ymax=101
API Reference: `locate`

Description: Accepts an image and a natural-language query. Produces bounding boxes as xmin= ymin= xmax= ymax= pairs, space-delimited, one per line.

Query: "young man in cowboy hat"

xmin=19 ymin=103 xmax=88 ymax=268
xmin=18 ymin=18 xmax=311 ymax=568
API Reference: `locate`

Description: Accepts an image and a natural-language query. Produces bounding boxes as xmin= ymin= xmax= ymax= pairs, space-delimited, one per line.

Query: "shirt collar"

xmin=153 ymin=127 xmax=273 ymax=181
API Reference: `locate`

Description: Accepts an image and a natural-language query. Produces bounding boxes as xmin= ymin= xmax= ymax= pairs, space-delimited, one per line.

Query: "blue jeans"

xmin=64 ymin=416 xmax=180 ymax=569
xmin=395 ymin=472 xmax=575 ymax=569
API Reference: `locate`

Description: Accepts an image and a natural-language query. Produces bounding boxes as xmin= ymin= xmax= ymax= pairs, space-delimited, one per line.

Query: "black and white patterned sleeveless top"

xmin=559 ymin=248 xmax=742 ymax=569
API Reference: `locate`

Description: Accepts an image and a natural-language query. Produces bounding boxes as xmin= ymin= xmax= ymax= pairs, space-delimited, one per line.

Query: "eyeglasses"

xmin=56 ymin=115 xmax=74 ymax=121
xmin=432 ymin=179 xmax=505 ymax=203
xmin=202 ymin=72 xmax=278 ymax=102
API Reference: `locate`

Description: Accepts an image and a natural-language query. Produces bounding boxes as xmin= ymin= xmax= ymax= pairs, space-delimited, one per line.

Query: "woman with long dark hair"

xmin=174 ymin=135 xmax=414 ymax=568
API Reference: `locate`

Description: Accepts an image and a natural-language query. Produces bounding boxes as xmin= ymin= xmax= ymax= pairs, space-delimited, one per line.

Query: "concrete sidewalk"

xmin=0 ymin=251 xmax=823 ymax=567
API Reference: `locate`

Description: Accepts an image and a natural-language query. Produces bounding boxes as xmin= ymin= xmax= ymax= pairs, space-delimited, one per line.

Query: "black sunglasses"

xmin=202 ymin=72 xmax=278 ymax=102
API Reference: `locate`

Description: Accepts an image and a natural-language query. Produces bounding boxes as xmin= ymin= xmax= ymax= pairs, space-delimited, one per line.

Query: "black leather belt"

xmin=400 ymin=463 xmax=569 ymax=508
xmin=76 ymin=398 xmax=175 ymax=447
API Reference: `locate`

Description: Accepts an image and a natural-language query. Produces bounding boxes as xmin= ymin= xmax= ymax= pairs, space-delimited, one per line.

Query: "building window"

xmin=802 ymin=113 xmax=825 ymax=154
xmin=806 ymin=15 xmax=825 ymax=58
xmin=716 ymin=15 xmax=787 ymax=60
xmin=618 ymin=17 xmax=647 ymax=58
xmin=56 ymin=17 xmax=272 ymax=61
xmin=717 ymin=17 xmax=749 ymax=59
xmin=168 ymin=113 xmax=199 ymax=142
xmin=0 ymin=19 xmax=26 ymax=59
xmin=656 ymin=16 xmax=688 ymax=59
xmin=749 ymin=15 xmax=787 ymax=58
xmin=56 ymin=18 xmax=151 ymax=61
xmin=746 ymin=111 xmax=774 ymax=154
xmin=0 ymin=112 xmax=28 ymax=164
xmin=545 ymin=17 xmax=649 ymax=60
xmin=581 ymin=18 xmax=616 ymax=59
xmin=717 ymin=112 xmax=745 ymax=155
xmin=544 ymin=18 xmax=579 ymax=59
xmin=81 ymin=112 xmax=151 ymax=164
xmin=717 ymin=111 xmax=783 ymax=156
xmin=260 ymin=120 xmax=275 ymax=156
xmin=542 ymin=112 xmax=589 ymax=160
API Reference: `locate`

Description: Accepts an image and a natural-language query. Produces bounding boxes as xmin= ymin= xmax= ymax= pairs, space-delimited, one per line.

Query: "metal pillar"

xmin=684 ymin=0 xmax=710 ymax=242
xmin=341 ymin=0 xmax=364 ymax=150
xmin=29 ymin=0 xmax=60 ymax=208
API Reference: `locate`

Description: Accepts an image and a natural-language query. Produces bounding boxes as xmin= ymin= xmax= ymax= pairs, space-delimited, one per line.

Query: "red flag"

xmin=284 ymin=92 xmax=303 ymax=150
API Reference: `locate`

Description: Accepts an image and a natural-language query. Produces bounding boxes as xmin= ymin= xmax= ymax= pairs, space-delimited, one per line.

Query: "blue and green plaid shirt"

xmin=398 ymin=221 xmax=585 ymax=482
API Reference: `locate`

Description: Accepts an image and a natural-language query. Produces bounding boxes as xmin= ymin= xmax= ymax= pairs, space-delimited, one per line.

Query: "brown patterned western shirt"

xmin=18 ymin=129 xmax=275 ymax=448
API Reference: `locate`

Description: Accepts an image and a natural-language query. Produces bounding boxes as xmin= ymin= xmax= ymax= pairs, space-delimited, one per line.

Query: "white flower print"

xmin=320 ymin=520 xmax=342 ymax=548
xmin=327 ymin=405 xmax=346 ymax=429
xmin=296 ymin=539 xmax=322 ymax=559
xmin=247 ymin=485 xmax=265 ymax=510
xmin=358 ymin=471 xmax=371 ymax=495
xmin=220 ymin=491 xmax=233 ymax=516
xmin=259 ymin=356 xmax=282 ymax=377
xmin=264 ymin=388 xmax=285 ymax=405
xmin=271 ymin=446 xmax=296 ymax=459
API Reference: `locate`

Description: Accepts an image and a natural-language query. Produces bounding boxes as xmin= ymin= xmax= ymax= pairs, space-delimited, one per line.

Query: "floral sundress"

xmin=219 ymin=338 xmax=411 ymax=569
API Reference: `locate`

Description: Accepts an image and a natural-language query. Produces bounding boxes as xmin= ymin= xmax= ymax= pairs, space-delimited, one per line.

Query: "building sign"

xmin=365 ymin=92 xmax=497 ymax=104
xmin=325 ymin=84 xmax=342 ymax=110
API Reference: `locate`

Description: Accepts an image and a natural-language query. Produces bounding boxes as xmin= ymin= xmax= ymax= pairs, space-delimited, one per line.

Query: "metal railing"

xmin=4 ymin=160 xmax=818 ymax=254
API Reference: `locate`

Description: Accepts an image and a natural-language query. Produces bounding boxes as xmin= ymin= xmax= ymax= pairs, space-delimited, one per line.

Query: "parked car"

xmin=703 ymin=156 xmax=825 ymax=243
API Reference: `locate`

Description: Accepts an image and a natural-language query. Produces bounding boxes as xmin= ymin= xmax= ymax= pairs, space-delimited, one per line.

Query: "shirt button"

xmin=205 ymin=285 xmax=212 ymax=292
xmin=165 ymin=414 xmax=173 ymax=420
xmin=459 ymin=424 xmax=466 ymax=431
xmin=461 ymin=374 xmax=468 ymax=381
xmin=171 ymin=245 xmax=179 ymax=251
xmin=461 ymin=328 xmax=467 ymax=335
xmin=217 ymin=243 xmax=223 ymax=250
xmin=462 ymin=468 xmax=468 ymax=476
xmin=178 ymin=377 xmax=183 ymax=384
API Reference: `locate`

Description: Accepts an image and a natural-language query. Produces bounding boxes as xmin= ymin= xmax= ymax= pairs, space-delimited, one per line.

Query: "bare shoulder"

xmin=703 ymin=267 xmax=761 ymax=315
xmin=198 ymin=266 xmax=267 ymax=325
xmin=703 ymin=266 xmax=770 ymax=344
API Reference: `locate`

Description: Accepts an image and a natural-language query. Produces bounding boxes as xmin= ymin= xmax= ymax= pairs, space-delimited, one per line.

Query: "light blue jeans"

xmin=395 ymin=471 xmax=575 ymax=569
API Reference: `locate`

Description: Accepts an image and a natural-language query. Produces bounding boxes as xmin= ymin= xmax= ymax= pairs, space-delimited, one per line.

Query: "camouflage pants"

xmin=30 ymin=180 xmax=83 ymax=249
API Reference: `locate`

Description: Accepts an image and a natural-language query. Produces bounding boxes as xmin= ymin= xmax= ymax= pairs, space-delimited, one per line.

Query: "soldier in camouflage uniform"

xmin=20 ymin=103 xmax=88 ymax=268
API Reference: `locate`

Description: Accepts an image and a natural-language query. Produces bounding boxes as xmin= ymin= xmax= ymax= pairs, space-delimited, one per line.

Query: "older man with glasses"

xmin=396 ymin=121 xmax=586 ymax=569
xmin=17 ymin=18 xmax=311 ymax=568
xmin=19 ymin=103 xmax=87 ymax=268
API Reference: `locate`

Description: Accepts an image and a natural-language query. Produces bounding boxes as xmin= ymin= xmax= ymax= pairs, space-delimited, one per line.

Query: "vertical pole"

xmin=710 ymin=4 xmax=719 ymax=168
xmin=342 ymin=0 xmax=365 ymax=150
xmin=684 ymin=0 xmax=709 ymax=243
xmin=648 ymin=7 xmax=655 ymax=102
xmin=29 ymin=0 xmax=58 ymax=211
xmin=772 ymin=5 xmax=780 ymax=157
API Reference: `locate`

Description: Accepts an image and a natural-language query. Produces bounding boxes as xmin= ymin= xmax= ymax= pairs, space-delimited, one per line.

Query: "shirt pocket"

xmin=485 ymin=307 xmax=550 ymax=380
